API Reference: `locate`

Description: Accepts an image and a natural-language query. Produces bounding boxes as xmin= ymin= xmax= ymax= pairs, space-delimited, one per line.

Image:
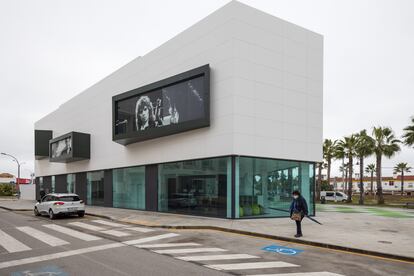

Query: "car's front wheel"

xmin=34 ymin=207 xmax=41 ymax=216
xmin=49 ymin=209 xmax=56 ymax=220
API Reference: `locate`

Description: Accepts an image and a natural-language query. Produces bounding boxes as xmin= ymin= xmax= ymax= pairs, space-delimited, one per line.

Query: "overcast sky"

xmin=0 ymin=0 xmax=413 ymax=178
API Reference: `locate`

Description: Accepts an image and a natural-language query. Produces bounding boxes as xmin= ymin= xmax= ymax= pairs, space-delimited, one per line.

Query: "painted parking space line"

xmin=68 ymin=222 xmax=106 ymax=232
xmin=205 ymin=261 xmax=299 ymax=271
xmin=125 ymin=226 xmax=154 ymax=233
xmin=0 ymin=229 xmax=31 ymax=253
xmin=153 ymin=247 xmax=227 ymax=254
xmin=123 ymin=233 xmax=180 ymax=245
xmin=43 ymin=224 xmax=101 ymax=241
xmin=247 ymin=272 xmax=345 ymax=276
xmin=177 ymin=254 xmax=259 ymax=261
xmin=91 ymin=220 xmax=128 ymax=228
xmin=16 ymin=226 xmax=69 ymax=247
xmin=100 ymin=229 xmax=130 ymax=237
xmin=136 ymin=242 xmax=200 ymax=248
xmin=0 ymin=242 xmax=125 ymax=269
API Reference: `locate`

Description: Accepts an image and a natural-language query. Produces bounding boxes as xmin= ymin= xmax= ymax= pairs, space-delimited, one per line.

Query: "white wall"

xmin=35 ymin=1 xmax=323 ymax=177
xmin=20 ymin=185 xmax=36 ymax=200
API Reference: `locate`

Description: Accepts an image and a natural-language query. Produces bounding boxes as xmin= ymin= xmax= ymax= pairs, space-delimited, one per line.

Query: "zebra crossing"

xmin=0 ymin=219 xmax=347 ymax=275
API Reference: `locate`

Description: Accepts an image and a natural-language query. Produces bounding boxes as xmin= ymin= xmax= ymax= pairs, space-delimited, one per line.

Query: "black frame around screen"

xmin=49 ymin=132 xmax=90 ymax=163
xmin=112 ymin=64 xmax=210 ymax=145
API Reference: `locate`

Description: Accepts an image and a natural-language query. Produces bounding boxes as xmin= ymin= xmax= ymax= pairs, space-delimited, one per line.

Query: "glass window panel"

xmin=86 ymin=171 xmax=105 ymax=206
xmin=237 ymin=157 xmax=315 ymax=218
xmin=66 ymin=174 xmax=76 ymax=194
xmin=51 ymin=176 xmax=55 ymax=193
xmin=158 ymin=157 xmax=231 ymax=218
xmin=113 ymin=166 xmax=145 ymax=210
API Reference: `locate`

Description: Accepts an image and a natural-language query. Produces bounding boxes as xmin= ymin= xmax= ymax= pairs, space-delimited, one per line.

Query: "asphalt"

xmin=0 ymin=209 xmax=413 ymax=276
xmin=1 ymin=199 xmax=414 ymax=262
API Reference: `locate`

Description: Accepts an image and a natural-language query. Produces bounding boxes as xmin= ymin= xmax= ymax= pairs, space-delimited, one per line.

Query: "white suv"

xmin=34 ymin=193 xmax=85 ymax=219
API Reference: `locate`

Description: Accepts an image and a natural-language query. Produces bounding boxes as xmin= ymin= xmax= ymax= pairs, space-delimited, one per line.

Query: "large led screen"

xmin=112 ymin=65 xmax=210 ymax=145
xmin=51 ymin=136 xmax=72 ymax=159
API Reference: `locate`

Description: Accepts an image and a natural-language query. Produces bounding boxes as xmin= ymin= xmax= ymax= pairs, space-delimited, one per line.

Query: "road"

xmin=0 ymin=208 xmax=413 ymax=276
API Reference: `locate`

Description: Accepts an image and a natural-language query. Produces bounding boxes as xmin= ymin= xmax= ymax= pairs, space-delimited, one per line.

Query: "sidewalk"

xmin=1 ymin=199 xmax=413 ymax=261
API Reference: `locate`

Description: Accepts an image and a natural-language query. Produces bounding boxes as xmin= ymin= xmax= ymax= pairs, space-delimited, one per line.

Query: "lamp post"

xmin=1 ymin=152 xmax=21 ymax=192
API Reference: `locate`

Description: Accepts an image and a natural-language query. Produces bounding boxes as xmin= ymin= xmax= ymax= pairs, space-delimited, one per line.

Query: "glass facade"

xmin=236 ymin=157 xmax=315 ymax=218
xmin=86 ymin=171 xmax=105 ymax=206
xmin=51 ymin=176 xmax=55 ymax=193
xmin=113 ymin=166 xmax=145 ymax=209
xmin=67 ymin=174 xmax=76 ymax=193
xmin=158 ymin=157 xmax=231 ymax=218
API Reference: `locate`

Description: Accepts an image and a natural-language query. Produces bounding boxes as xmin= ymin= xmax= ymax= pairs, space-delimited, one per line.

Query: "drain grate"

xmin=378 ymin=240 xmax=393 ymax=244
xmin=380 ymin=229 xmax=398 ymax=233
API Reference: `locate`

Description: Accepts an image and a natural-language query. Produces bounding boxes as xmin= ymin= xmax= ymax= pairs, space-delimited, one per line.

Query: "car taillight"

xmin=54 ymin=202 xmax=65 ymax=205
xmin=80 ymin=200 xmax=84 ymax=204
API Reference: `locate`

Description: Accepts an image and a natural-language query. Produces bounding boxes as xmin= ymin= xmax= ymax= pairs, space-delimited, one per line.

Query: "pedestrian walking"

xmin=289 ymin=190 xmax=308 ymax=238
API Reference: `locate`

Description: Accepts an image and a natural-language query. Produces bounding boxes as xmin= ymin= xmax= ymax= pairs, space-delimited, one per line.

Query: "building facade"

xmin=34 ymin=1 xmax=323 ymax=218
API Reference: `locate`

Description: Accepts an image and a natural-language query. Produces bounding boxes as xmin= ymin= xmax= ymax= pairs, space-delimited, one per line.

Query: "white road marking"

xmin=136 ymin=242 xmax=200 ymax=248
xmin=247 ymin=273 xmax=345 ymax=276
xmin=0 ymin=242 xmax=125 ymax=269
xmin=100 ymin=230 xmax=130 ymax=237
xmin=123 ymin=233 xmax=179 ymax=245
xmin=92 ymin=220 xmax=127 ymax=228
xmin=16 ymin=226 xmax=69 ymax=247
xmin=205 ymin=261 xmax=299 ymax=271
xmin=153 ymin=247 xmax=227 ymax=254
xmin=177 ymin=254 xmax=259 ymax=261
xmin=0 ymin=229 xmax=31 ymax=253
xmin=68 ymin=222 xmax=106 ymax=231
xmin=43 ymin=224 xmax=101 ymax=241
xmin=125 ymin=226 xmax=154 ymax=233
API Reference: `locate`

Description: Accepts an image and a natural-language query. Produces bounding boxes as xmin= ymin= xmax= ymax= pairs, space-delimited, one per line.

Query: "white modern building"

xmin=34 ymin=1 xmax=323 ymax=218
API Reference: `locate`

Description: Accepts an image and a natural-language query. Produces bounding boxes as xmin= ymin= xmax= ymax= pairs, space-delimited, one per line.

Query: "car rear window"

xmin=58 ymin=196 xmax=80 ymax=202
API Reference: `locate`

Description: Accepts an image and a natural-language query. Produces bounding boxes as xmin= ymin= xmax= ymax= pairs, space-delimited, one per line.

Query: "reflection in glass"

xmin=113 ymin=166 xmax=145 ymax=209
xmin=237 ymin=157 xmax=315 ymax=218
xmin=86 ymin=171 xmax=105 ymax=206
xmin=66 ymin=174 xmax=76 ymax=194
xmin=158 ymin=157 xmax=231 ymax=218
xmin=51 ymin=176 xmax=55 ymax=193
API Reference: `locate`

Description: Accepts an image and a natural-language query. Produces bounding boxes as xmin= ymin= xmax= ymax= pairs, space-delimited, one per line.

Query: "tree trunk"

xmin=344 ymin=168 xmax=348 ymax=193
xmin=401 ymin=171 xmax=404 ymax=195
xmin=317 ymin=163 xmax=322 ymax=201
xmin=370 ymin=172 xmax=374 ymax=195
xmin=327 ymin=159 xmax=331 ymax=191
xmin=376 ymin=154 xmax=385 ymax=204
xmin=347 ymin=156 xmax=353 ymax=203
xmin=359 ymin=157 xmax=364 ymax=205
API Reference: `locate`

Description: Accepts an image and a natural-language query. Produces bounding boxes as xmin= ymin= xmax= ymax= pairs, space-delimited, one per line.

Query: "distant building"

xmin=329 ymin=175 xmax=414 ymax=193
xmin=0 ymin=173 xmax=15 ymax=184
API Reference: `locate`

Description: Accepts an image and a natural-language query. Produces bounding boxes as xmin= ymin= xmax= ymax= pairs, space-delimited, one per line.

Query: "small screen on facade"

xmin=113 ymin=65 xmax=210 ymax=145
xmin=50 ymin=137 xmax=72 ymax=159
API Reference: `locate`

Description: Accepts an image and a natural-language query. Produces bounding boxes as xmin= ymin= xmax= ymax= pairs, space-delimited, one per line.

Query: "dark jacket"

xmin=289 ymin=196 xmax=308 ymax=217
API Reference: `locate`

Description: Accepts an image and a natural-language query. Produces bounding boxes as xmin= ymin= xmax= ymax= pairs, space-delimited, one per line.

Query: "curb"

xmin=0 ymin=206 xmax=32 ymax=212
xmin=2 ymin=207 xmax=413 ymax=263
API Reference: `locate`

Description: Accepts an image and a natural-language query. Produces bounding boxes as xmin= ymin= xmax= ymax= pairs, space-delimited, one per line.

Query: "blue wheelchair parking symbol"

xmin=262 ymin=244 xmax=304 ymax=256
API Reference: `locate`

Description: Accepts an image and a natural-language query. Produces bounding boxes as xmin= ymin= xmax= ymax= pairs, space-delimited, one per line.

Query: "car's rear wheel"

xmin=49 ymin=209 xmax=56 ymax=220
xmin=78 ymin=211 xmax=85 ymax=217
xmin=34 ymin=207 xmax=40 ymax=216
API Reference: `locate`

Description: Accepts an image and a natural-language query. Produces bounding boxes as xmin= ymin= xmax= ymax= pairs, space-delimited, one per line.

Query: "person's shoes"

xmin=294 ymin=234 xmax=303 ymax=238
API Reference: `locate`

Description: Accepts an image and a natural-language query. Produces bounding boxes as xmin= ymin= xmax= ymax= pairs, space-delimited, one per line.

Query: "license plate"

xmin=68 ymin=207 xmax=77 ymax=211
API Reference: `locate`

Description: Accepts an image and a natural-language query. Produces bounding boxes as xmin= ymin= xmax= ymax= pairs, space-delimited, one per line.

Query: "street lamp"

xmin=1 ymin=152 xmax=22 ymax=191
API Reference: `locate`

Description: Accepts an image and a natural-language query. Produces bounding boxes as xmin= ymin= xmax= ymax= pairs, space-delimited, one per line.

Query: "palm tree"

xmin=365 ymin=164 xmax=376 ymax=195
xmin=393 ymin=163 xmax=412 ymax=195
xmin=323 ymin=139 xmax=338 ymax=193
xmin=372 ymin=127 xmax=401 ymax=204
xmin=336 ymin=135 xmax=358 ymax=203
xmin=355 ymin=130 xmax=375 ymax=205
xmin=316 ymin=162 xmax=327 ymax=200
xmin=402 ymin=116 xmax=414 ymax=147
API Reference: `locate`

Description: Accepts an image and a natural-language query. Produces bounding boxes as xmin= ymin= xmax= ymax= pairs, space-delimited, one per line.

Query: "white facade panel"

xmin=35 ymin=1 xmax=322 ymax=176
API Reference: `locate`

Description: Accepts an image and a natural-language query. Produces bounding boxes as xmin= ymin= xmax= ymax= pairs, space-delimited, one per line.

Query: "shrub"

xmin=0 ymin=183 xmax=14 ymax=196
